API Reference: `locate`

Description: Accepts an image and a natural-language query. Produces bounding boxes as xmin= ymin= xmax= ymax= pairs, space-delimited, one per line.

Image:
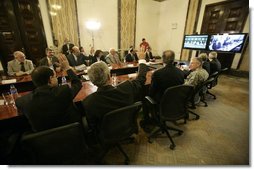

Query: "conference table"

xmin=0 ymin=61 xmax=163 ymax=121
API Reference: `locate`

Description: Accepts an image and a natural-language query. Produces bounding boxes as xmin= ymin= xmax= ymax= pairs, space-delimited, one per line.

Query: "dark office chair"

xmin=145 ymin=85 xmax=193 ymax=150
xmin=97 ymin=101 xmax=142 ymax=164
xmin=206 ymin=68 xmax=228 ymax=99
xmin=21 ymin=122 xmax=92 ymax=165
xmin=188 ymin=77 xmax=215 ymax=120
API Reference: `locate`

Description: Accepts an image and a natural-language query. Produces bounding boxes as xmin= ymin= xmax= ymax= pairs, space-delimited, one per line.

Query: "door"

xmin=0 ymin=0 xmax=47 ymax=73
xmin=200 ymin=0 xmax=248 ymax=69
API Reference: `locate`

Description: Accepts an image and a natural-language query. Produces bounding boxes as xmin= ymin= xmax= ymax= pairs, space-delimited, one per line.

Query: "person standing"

xmin=139 ymin=38 xmax=150 ymax=52
xmin=7 ymin=51 xmax=34 ymax=76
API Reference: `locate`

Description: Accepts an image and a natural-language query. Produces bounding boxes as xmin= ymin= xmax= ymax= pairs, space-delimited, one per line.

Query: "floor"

xmin=103 ymin=74 xmax=249 ymax=165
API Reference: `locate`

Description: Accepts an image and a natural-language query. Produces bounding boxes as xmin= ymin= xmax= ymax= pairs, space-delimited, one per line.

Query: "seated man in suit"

xmin=184 ymin=57 xmax=209 ymax=87
xmin=7 ymin=51 xmax=34 ymax=76
xmin=105 ymin=48 xmax=121 ymax=64
xmin=209 ymin=51 xmax=221 ymax=74
xmin=145 ymin=47 xmax=155 ymax=62
xmin=141 ymin=50 xmax=185 ymax=132
xmin=16 ymin=54 xmax=82 ymax=132
xmin=90 ymin=50 xmax=107 ymax=64
xmin=66 ymin=46 xmax=86 ymax=67
xmin=150 ymin=50 xmax=185 ymax=103
xmin=124 ymin=48 xmax=139 ymax=62
xmin=38 ymin=48 xmax=61 ymax=72
xmin=198 ymin=53 xmax=210 ymax=75
xmin=61 ymin=38 xmax=74 ymax=56
xmin=81 ymin=61 xmax=149 ymax=134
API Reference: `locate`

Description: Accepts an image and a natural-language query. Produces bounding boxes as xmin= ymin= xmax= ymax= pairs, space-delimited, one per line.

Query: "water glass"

xmin=112 ymin=73 xmax=117 ymax=86
xmin=2 ymin=92 xmax=15 ymax=106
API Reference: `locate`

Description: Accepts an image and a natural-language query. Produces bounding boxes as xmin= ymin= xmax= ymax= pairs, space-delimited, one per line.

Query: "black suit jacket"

xmin=202 ymin=61 xmax=210 ymax=75
xmin=150 ymin=64 xmax=185 ymax=102
xmin=145 ymin=52 xmax=154 ymax=62
xmin=209 ymin=58 xmax=221 ymax=74
xmin=66 ymin=53 xmax=86 ymax=67
xmin=16 ymin=69 xmax=82 ymax=132
xmin=62 ymin=43 xmax=74 ymax=56
xmin=82 ymin=64 xmax=149 ymax=132
xmin=125 ymin=53 xmax=139 ymax=62
xmin=90 ymin=55 xmax=107 ymax=65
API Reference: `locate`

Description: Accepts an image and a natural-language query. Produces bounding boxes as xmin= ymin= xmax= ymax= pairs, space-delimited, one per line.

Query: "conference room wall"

xmin=136 ymin=0 xmax=160 ymax=56
xmin=76 ymin=0 xmax=118 ymax=52
xmin=156 ymin=0 xmax=189 ymax=60
xmin=193 ymin=0 xmax=249 ymax=71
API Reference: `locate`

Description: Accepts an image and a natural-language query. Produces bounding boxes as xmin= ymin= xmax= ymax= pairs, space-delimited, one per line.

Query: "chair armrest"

xmin=145 ymin=96 xmax=157 ymax=105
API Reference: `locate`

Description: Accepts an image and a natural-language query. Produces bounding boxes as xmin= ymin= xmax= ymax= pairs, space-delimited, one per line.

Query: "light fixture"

xmin=49 ymin=11 xmax=57 ymax=16
xmin=51 ymin=4 xmax=62 ymax=10
xmin=85 ymin=20 xmax=101 ymax=48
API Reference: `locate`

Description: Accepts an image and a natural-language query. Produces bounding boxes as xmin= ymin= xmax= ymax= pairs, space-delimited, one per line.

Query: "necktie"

xmin=20 ymin=62 xmax=25 ymax=72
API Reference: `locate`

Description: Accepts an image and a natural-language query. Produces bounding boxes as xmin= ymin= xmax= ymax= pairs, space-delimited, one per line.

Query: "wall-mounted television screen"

xmin=208 ymin=33 xmax=247 ymax=53
xmin=182 ymin=35 xmax=208 ymax=50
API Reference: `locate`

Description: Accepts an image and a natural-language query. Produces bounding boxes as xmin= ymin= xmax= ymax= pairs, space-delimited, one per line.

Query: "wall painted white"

xmin=38 ymin=0 xmax=54 ymax=48
xmin=135 ymin=0 xmax=160 ymax=55
xmin=157 ymin=0 xmax=189 ymax=59
xmin=76 ymin=0 xmax=118 ymax=53
xmin=194 ymin=0 xmax=249 ymax=69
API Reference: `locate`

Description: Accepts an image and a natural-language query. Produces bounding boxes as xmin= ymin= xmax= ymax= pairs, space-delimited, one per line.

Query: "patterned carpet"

xmin=103 ymin=75 xmax=249 ymax=165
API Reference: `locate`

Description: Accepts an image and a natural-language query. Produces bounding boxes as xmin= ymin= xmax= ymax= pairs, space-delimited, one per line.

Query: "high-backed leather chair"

xmin=207 ymin=68 xmax=228 ymax=99
xmin=21 ymin=122 xmax=92 ymax=165
xmin=145 ymin=85 xmax=193 ymax=150
xmin=97 ymin=101 xmax=142 ymax=164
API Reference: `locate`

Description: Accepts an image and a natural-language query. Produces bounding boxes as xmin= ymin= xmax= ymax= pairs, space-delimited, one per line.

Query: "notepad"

xmin=128 ymin=73 xmax=137 ymax=79
xmin=1 ymin=79 xmax=17 ymax=84
xmin=127 ymin=64 xmax=134 ymax=67
xmin=0 ymin=100 xmax=5 ymax=106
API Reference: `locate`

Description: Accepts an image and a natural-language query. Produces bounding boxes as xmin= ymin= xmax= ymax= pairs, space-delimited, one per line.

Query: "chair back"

xmin=98 ymin=101 xmax=142 ymax=144
xmin=208 ymin=71 xmax=219 ymax=88
xmin=21 ymin=122 xmax=90 ymax=165
xmin=159 ymin=85 xmax=193 ymax=121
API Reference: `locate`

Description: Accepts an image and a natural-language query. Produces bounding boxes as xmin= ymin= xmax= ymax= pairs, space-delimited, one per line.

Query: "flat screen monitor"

xmin=208 ymin=33 xmax=247 ymax=53
xmin=182 ymin=35 xmax=208 ymax=50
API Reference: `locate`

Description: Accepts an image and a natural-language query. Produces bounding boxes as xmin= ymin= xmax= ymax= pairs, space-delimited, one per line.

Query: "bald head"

xmin=162 ymin=50 xmax=175 ymax=65
xmin=14 ymin=51 xmax=25 ymax=62
xmin=109 ymin=48 xmax=116 ymax=55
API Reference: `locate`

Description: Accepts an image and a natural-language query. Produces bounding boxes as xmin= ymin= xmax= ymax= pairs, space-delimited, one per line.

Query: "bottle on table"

xmin=61 ymin=76 xmax=67 ymax=85
xmin=10 ymin=84 xmax=19 ymax=100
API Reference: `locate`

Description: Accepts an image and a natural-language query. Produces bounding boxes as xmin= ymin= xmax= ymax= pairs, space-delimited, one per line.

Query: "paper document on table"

xmin=0 ymin=100 xmax=4 ymax=105
xmin=128 ymin=73 xmax=137 ymax=79
xmin=1 ymin=79 xmax=17 ymax=84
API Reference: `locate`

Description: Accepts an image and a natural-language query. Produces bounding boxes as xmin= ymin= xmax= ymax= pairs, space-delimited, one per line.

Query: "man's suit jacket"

xmin=62 ymin=43 xmax=74 ymax=56
xmin=209 ymin=58 xmax=221 ymax=74
xmin=15 ymin=69 xmax=82 ymax=132
xmin=7 ymin=59 xmax=34 ymax=76
xmin=145 ymin=52 xmax=154 ymax=62
xmin=125 ymin=53 xmax=139 ymax=62
xmin=150 ymin=64 xmax=185 ymax=102
xmin=90 ymin=55 xmax=107 ymax=65
xmin=38 ymin=56 xmax=59 ymax=68
xmin=105 ymin=53 xmax=121 ymax=64
xmin=66 ymin=53 xmax=86 ymax=67
xmin=82 ymin=64 xmax=149 ymax=133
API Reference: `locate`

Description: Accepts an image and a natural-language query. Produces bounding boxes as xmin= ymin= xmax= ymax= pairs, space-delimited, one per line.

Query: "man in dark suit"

xmin=198 ymin=53 xmax=210 ymax=75
xmin=209 ymin=51 xmax=221 ymax=74
xmin=38 ymin=48 xmax=61 ymax=72
xmin=150 ymin=50 xmax=185 ymax=103
xmin=125 ymin=48 xmax=139 ymax=62
xmin=90 ymin=50 xmax=107 ymax=64
xmin=62 ymin=38 xmax=74 ymax=56
xmin=15 ymin=55 xmax=82 ymax=132
xmin=81 ymin=61 xmax=149 ymax=133
xmin=66 ymin=46 xmax=86 ymax=67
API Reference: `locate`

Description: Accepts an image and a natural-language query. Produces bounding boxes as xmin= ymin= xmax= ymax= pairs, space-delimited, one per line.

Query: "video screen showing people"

xmin=183 ymin=35 xmax=208 ymax=49
xmin=208 ymin=34 xmax=246 ymax=52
